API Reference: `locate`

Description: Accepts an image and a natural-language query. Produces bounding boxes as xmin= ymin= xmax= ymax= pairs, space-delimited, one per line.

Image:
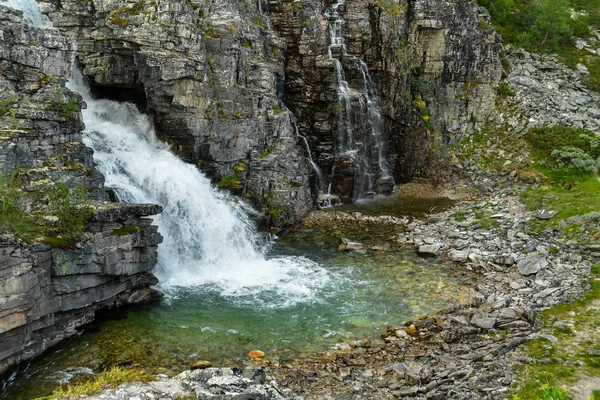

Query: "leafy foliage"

xmin=549 ymin=146 xmax=596 ymax=172
xmin=0 ymin=171 xmax=34 ymax=237
xmin=46 ymin=93 xmax=79 ymax=120
xmin=526 ymin=126 xmax=600 ymax=159
xmin=478 ymin=0 xmax=591 ymax=53
xmin=47 ymin=183 xmax=92 ymax=240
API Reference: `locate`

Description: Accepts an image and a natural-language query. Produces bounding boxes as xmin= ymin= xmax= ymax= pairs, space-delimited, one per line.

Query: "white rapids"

xmin=67 ymin=69 xmax=333 ymax=307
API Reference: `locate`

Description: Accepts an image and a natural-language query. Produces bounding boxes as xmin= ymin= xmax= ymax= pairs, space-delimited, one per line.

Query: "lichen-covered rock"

xmin=76 ymin=368 xmax=288 ymax=400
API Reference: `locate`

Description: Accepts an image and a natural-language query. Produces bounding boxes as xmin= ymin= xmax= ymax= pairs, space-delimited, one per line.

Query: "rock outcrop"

xmin=0 ymin=6 xmax=163 ymax=375
xmin=43 ymin=0 xmax=501 ymax=205
xmin=268 ymin=0 xmax=502 ymax=192
xmin=41 ymin=0 xmax=314 ymax=224
xmin=505 ymin=49 xmax=600 ymax=134
xmin=78 ymin=367 xmax=289 ymax=400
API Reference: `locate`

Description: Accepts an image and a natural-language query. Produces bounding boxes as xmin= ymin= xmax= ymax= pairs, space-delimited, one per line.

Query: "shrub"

xmin=526 ymin=126 xmax=600 ymax=159
xmin=47 ymin=183 xmax=92 ymax=240
xmin=550 ymin=146 xmax=596 ymax=172
xmin=46 ymin=93 xmax=79 ymax=120
xmin=0 ymin=171 xmax=34 ymax=236
xmin=497 ymin=81 xmax=516 ymax=97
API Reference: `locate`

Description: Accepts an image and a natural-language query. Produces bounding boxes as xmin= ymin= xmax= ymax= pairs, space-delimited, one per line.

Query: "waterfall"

xmin=67 ymin=69 xmax=331 ymax=306
xmin=0 ymin=0 xmax=51 ymax=27
xmin=289 ymin=113 xmax=325 ymax=192
xmin=323 ymin=0 xmax=393 ymax=198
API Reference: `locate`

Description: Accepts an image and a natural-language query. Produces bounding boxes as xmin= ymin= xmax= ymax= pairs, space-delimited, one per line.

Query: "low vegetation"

xmin=46 ymin=93 xmax=79 ymax=120
xmin=37 ymin=367 xmax=154 ymax=400
xmin=510 ymin=264 xmax=600 ymax=399
xmin=0 ymin=170 xmax=35 ymax=238
xmin=217 ymin=173 xmax=242 ymax=190
xmin=47 ymin=182 xmax=93 ymax=240
xmin=478 ymin=0 xmax=600 ymax=91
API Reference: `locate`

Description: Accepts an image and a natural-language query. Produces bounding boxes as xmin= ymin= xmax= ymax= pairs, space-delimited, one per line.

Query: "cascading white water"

xmin=358 ymin=61 xmax=389 ymax=178
xmin=289 ymin=113 xmax=325 ymax=191
xmin=323 ymin=0 xmax=392 ymax=198
xmin=0 ymin=0 xmax=51 ymax=27
xmin=67 ymin=70 xmax=332 ymax=306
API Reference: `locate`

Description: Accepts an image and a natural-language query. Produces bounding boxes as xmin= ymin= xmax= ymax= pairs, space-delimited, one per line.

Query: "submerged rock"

xmin=191 ymin=360 xmax=213 ymax=370
xmin=339 ymin=238 xmax=365 ymax=251
xmin=248 ymin=350 xmax=266 ymax=359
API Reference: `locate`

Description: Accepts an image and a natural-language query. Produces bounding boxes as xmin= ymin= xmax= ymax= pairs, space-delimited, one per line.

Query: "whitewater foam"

xmin=67 ymin=69 xmax=332 ymax=307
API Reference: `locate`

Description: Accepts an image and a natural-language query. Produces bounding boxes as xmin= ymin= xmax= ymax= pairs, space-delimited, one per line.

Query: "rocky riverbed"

xmin=73 ymin=174 xmax=598 ymax=400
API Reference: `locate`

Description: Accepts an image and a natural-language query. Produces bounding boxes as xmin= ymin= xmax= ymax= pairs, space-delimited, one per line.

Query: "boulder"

xmin=339 ymin=238 xmax=365 ymax=251
xmin=517 ymin=254 xmax=549 ymax=275
xmin=418 ymin=244 xmax=442 ymax=257
xmin=448 ymin=249 xmax=469 ymax=262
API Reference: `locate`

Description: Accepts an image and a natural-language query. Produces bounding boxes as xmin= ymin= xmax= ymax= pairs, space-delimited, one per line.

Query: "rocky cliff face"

xmin=268 ymin=0 xmax=502 ymax=191
xmin=40 ymin=0 xmax=313 ymax=226
xmin=0 ymin=6 xmax=163 ymax=375
xmin=43 ymin=0 xmax=501 ymax=207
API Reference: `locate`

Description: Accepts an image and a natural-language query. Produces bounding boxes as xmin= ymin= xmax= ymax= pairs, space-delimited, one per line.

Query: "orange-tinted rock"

xmin=406 ymin=324 xmax=418 ymax=335
xmin=248 ymin=350 xmax=265 ymax=359
xmin=191 ymin=360 xmax=212 ymax=370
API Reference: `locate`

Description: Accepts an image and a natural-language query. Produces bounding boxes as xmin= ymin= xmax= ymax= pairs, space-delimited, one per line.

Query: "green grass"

xmin=36 ymin=367 xmax=154 ymax=399
xmin=510 ymin=265 xmax=600 ymax=399
xmin=217 ymin=174 xmax=242 ymax=189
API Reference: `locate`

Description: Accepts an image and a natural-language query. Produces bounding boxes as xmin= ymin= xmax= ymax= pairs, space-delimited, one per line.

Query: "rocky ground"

xmin=75 ymin=172 xmax=598 ymax=399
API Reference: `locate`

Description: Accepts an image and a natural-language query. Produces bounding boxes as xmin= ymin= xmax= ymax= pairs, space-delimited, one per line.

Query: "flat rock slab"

xmin=517 ymin=253 xmax=549 ymax=275
xmin=418 ymin=244 xmax=442 ymax=257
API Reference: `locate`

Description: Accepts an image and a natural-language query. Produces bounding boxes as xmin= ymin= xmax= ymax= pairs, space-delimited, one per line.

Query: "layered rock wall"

xmin=41 ymin=0 xmax=313 ymax=225
xmin=0 ymin=6 xmax=163 ymax=374
xmin=43 ymin=0 xmax=501 ymax=205
xmin=268 ymin=0 xmax=502 ymax=186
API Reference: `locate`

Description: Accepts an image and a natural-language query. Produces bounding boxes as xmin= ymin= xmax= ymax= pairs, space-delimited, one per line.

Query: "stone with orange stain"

xmin=406 ymin=324 xmax=418 ymax=335
xmin=247 ymin=350 xmax=265 ymax=359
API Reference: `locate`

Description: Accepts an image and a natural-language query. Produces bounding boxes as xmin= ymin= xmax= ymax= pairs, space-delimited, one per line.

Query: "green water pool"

xmin=1 ymin=199 xmax=470 ymax=399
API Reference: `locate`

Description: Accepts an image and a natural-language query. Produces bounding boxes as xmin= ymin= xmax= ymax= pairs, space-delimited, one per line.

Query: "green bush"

xmin=478 ymin=0 xmax=591 ymax=53
xmin=526 ymin=126 xmax=600 ymax=159
xmin=0 ymin=171 xmax=34 ymax=236
xmin=550 ymin=146 xmax=596 ymax=172
xmin=47 ymin=183 xmax=92 ymax=240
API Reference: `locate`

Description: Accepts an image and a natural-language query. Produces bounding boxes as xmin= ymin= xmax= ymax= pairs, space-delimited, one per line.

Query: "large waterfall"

xmin=67 ymin=70 xmax=331 ymax=305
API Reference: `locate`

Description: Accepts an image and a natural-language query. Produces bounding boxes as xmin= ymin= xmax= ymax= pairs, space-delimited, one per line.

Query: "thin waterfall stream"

xmin=323 ymin=0 xmax=393 ymax=199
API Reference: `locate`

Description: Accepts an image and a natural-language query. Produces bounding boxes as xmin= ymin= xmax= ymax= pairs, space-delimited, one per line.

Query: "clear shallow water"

xmin=1 ymin=231 xmax=469 ymax=400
